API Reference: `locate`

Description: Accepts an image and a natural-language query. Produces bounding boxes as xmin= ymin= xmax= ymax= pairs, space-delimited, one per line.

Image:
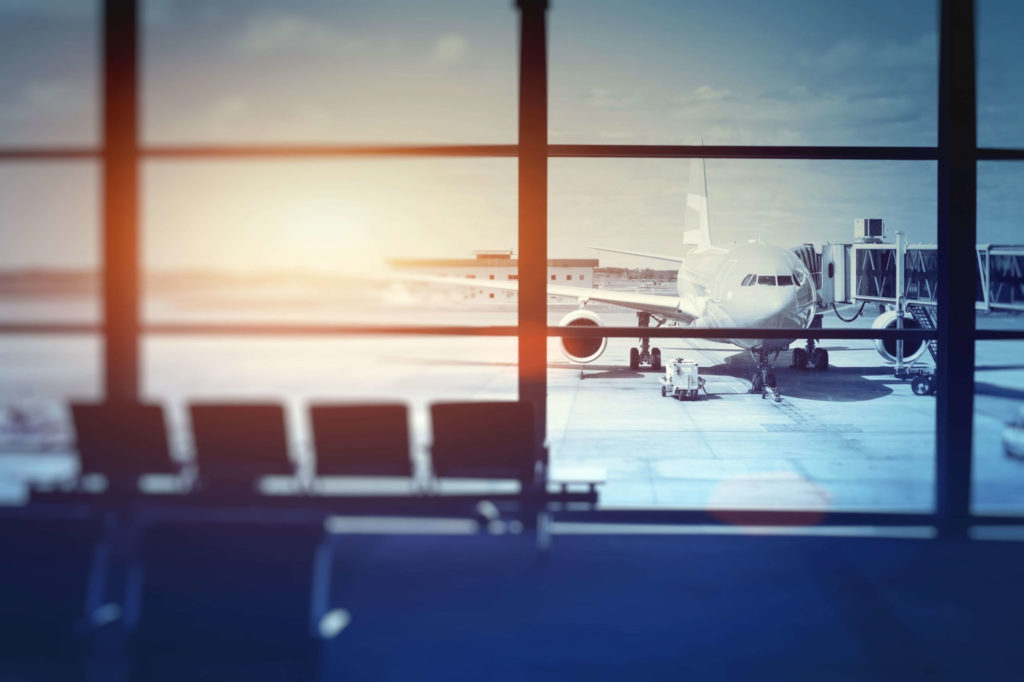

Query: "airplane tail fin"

xmin=683 ymin=156 xmax=712 ymax=247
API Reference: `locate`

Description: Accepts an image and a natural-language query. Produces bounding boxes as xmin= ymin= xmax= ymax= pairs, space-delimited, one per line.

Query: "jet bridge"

xmin=819 ymin=240 xmax=1024 ymax=312
xmin=811 ymin=221 xmax=1024 ymax=391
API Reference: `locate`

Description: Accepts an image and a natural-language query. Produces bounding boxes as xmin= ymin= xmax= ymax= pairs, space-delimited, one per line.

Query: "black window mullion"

xmin=936 ymin=0 xmax=977 ymax=537
xmin=102 ymin=0 xmax=140 ymax=404
xmin=516 ymin=0 xmax=549 ymax=470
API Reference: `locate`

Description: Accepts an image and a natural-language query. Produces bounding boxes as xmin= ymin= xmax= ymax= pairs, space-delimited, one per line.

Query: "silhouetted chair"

xmin=0 ymin=518 xmax=103 ymax=681
xmin=130 ymin=521 xmax=329 ymax=681
xmin=429 ymin=401 xmax=538 ymax=486
xmin=189 ymin=403 xmax=294 ymax=492
xmin=71 ymin=402 xmax=178 ymax=492
xmin=310 ymin=404 xmax=412 ymax=478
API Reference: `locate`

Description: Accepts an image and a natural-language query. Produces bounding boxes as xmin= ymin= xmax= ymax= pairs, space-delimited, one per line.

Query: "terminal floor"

xmin=320 ymin=532 xmax=1024 ymax=681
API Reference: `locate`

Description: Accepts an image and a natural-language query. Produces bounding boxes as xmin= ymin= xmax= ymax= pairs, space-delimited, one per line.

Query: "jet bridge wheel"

xmin=629 ymin=347 xmax=640 ymax=370
xmin=911 ymin=374 xmax=935 ymax=396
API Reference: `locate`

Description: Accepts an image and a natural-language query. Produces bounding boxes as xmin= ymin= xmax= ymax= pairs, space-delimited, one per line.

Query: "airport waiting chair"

xmin=429 ymin=401 xmax=538 ymax=486
xmin=71 ymin=402 xmax=178 ymax=492
xmin=0 ymin=518 xmax=104 ymax=681
xmin=310 ymin=404 xmax=412 ymax=478
xmin=189 ymin=403 xmax=295 ymax=492
xmin=129 ymin=521 xmax=329 ymax=682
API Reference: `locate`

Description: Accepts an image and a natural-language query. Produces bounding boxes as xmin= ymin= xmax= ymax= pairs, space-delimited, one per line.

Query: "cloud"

xmin=0 ymin=79 xmax=92 ymax=137
xmin=597 ymin=130 xmax=635 ymax=140
xmin=0 ymin=0 xmax=90 ymax=17
xmin=814 ymin=33 xmax=937 ymax=75
xmin=233 ymin=13 xmax=361 ymax=57
xmin=432 ymin=34 xmax=467 ymax=65
xmin=673 ymin=85 xmax=734 ymax=107
xmin=584 ymin=88 xmax=638 ymax=110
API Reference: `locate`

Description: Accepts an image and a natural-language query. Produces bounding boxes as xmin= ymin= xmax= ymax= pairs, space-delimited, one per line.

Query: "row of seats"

xmin=70 ymin=401 xmax=538 ymax=492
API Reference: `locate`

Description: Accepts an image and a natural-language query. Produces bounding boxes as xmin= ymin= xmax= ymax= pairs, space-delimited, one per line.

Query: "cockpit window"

xmin=757 ymin=275 xmax=776 ymax=286
xmin=777 ymin=275 xmax=794 ymax=286
xmin=741 ymin=274 xmax=756 ymax=286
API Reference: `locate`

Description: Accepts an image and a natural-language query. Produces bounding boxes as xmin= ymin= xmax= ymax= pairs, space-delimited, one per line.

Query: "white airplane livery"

xmin=396 ymin=159 xmax=920 ymax=394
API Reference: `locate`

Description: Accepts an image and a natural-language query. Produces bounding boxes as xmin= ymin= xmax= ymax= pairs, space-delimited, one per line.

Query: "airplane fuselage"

xmin=677 ymin=242 xmax=816 ymax=352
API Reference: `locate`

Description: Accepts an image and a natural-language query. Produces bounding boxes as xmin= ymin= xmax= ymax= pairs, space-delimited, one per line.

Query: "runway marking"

xmin=762 ymin=399 xmax=863 ymax=434
xmin=762 ymin=424 xmax=863 ymax=433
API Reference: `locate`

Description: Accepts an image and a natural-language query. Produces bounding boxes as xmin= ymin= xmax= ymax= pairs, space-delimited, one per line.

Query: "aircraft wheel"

xmin=810 ymin=347 xmax=829 ymax=371
xmin=766 ymin=372 xmax=777 ymax=388
xmin=911 ymin=375 xmax=933 ymax=396
xmin=629 ymin=347 xmax=640 ymax=370
xmin=750 ymin=372 xmax=764 ymax=394
xmin=651 ymin=348 xmax=662 ymax=371
xmin=791 ymin=347 xmax=808 ymax=369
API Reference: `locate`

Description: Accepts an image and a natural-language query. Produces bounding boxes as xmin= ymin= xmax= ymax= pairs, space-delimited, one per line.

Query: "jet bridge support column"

xmin=895 ymin=231 xmax=905 ymax=375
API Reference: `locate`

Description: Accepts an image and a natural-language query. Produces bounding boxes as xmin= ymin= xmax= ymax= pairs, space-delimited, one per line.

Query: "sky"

xmin=0 ymin=0 xmax=1021 ymax=271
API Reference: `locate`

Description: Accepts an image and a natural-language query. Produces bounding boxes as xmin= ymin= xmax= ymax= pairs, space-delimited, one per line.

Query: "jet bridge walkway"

xmin=820 ymin=240 xmax=1024 ymax=312
xmin=816 ymin=234 xmax=1024 ymax=394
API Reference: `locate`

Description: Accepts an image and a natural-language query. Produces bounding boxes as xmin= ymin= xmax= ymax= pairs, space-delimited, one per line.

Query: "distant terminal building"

xmin=388 ymin=250 xmax=599 ymax=301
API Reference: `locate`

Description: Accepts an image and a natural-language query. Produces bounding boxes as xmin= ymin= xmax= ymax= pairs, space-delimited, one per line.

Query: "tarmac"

xmin=0 ymin=303 xmax=1021 ymax=514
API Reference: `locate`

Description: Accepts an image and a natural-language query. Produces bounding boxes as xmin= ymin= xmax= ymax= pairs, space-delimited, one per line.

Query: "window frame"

xmin=0 ymin=0 xmax=1020 ymax=538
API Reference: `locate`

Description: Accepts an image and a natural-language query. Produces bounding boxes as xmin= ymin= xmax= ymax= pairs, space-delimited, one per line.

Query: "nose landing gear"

xmin=750 ymin=348 xmax=782 ymax=402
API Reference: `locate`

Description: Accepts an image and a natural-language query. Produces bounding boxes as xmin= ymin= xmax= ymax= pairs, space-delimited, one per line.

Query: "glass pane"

xmin=551 ymin=0 xmax=938 ymax=146
xmin=977 ymin=162 xmax=1024 ymax=330
xmin=143 ymin=335 xmax=517 ymax=491
xmin=142 ymin=158 xmax=516 ymax=326
xmin=548 ymin=158 xmax=938 ymax=510
xmin=0 ymin=162 xmax=100 ymax=324
xmin=0 ymin=334 xmax=101 ymax=504
xmin=143 ymin=0 xmax=516 ymax=144
xmin=973 ymin=340 xmax=1024 ymax=515
xmin=0 ymin=161 xmax=101 ymax=503
xmin=978 ymin=0 xmax=1024 ymax=148
xmin=0 ymin=0 xmax=99 ymax=146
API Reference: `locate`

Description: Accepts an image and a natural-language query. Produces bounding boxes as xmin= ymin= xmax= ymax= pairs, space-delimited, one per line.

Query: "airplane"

xmin=394 ymin=159 xmax=927 ymax=395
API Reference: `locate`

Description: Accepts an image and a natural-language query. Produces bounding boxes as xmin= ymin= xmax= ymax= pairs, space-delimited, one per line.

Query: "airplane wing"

xmin=394 ymin=272 xmax=702 ymax=323
xmin=588 ymin=246 xmax=687 ymax=264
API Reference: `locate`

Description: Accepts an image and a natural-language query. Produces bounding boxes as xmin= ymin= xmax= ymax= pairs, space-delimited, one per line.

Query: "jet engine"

xmin=558 ymin=309 xmax=607 ymax=364
xmin=871 ymin=310 xmax=927 ymax=363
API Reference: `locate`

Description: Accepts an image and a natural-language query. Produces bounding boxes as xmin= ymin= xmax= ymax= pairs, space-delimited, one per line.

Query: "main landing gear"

xmin=750 ymin=348 xmax=781 ymax=402
xmin=790 ymin=314 xmax=829 ymax=371
xmin=629 ymin=312 xmax=663 ymax=371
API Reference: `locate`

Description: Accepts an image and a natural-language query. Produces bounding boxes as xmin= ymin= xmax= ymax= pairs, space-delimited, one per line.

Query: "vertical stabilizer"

xmin=683 ymin=157 xmax=712 ymax=247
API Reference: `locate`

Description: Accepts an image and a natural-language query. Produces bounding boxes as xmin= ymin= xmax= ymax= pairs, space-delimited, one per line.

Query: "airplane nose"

xmin=754 ymin=288 xmax=800 ymax=327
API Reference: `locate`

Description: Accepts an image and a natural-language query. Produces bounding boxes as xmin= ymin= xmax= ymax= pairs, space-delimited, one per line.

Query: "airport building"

xmin=388 ymin=250 xmax=599 ymax=300
xmin=2 ymin=2 xmax=1024 ymax=681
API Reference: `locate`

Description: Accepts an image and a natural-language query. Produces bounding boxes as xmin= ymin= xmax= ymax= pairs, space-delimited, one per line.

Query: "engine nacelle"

xmin=871 ymin=310 xmax=927 ymax=363
xmin=558 ymin=309 xmax=607 ymax=364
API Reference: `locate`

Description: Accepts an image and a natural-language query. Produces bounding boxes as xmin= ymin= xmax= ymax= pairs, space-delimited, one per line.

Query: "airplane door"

xmin=713 ymin=259 xmax=738 ymax=299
